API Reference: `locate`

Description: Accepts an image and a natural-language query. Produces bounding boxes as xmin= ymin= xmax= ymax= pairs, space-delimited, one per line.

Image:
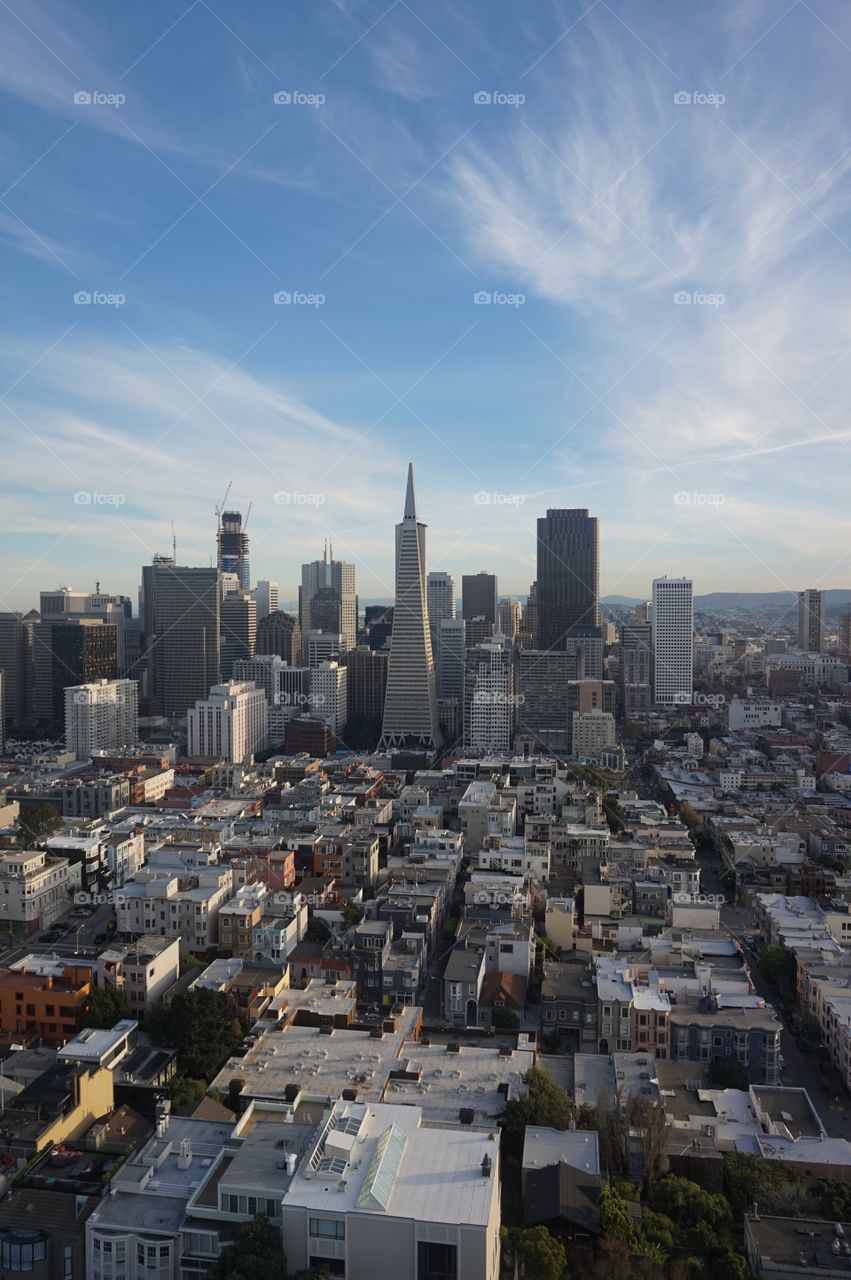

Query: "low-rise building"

xmin=97 ymin=936 xmax=180 ymax=1016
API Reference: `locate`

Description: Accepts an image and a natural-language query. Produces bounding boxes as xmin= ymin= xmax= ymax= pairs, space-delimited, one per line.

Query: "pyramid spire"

xmin=404 ymin=462 xmax=417 ymax=521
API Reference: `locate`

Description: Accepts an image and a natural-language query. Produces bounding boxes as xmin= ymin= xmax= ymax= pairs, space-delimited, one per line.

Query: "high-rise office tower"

xmin=220 ymin=591 xmax=257 ymax=680
xmin=152 ymin=565 xmax=220 ymax=720
xmin=252 ymin=580 xmax=279 ymax=622
xmin=566 ymin=679 xmax=615 ymax=752
xmin=427 ymin=572 xmax=455 ymax=638
xmin=463 ymin=636 xmax=514 ymax=753
xmin=217 ymin=510 xmax=250 ymax=590
xmin=519 ymin=582 xmax=538 ymax=649
xmin=309 ymin=587 xmax=343 ymax=636
xmin=310 ymin=660 xmax=348 ymax=738
xmin=498 ymin=598 xmax=521 ymax=640
xmin=798 ymin=589 xmax=824 ymax=653
xmin=462 ymin=573 xmax=498 ymax=632
xmin=840 ymin=605 xmax=851 ymax=659
xmin=378 ymin=465 xmax=442 ymax=752
xmin=0 ymin=613 xmax=27 ymax=731
xmin=300 ymin=544 xmax=356 ymax=658
xmin=256 ymin=610 xmax=300 ymax=665
xmin=340 ymin=647 xmax=388 ymax=725
xmin=536 ymin=509 xmax=599 ymax=651
xmin=187 ymin=680 xmax=267 ymax=763
xmin=515 ymin=650 xmax=580 ymax=751
xmin=652 ymin=577 xmax=694 ymax=705
xmin=47 ymin=619 xmax=118 ymax=734
xmin=139 ymin=553 xmax=175 ymax=710
xmin=436 ymin=617 xmax=465 ymax=702
xmin=305 ymin=631 xmax=342 ymax=667
xmin=621 ymin=611 xmax=653 ymax=719
xmin=65 ymin=677 xmax=139 ymax=759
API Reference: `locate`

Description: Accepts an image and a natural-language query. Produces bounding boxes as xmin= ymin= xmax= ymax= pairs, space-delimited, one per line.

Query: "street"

xmin=696 ymin=850 xmax=851 ymax=1140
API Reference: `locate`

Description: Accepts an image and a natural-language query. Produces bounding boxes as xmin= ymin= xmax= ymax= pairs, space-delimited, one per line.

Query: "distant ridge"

xmin=602 ymin=590 xmax=851 ymax=613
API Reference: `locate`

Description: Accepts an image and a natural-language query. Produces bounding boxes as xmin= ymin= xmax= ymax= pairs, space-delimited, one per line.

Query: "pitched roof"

xmin=481 ymin=971 xmax=528 ymax=1010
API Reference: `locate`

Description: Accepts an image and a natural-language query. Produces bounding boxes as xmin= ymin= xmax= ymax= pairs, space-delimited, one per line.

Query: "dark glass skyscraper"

xmin=536 ymin=509 xmax=599 ymax=652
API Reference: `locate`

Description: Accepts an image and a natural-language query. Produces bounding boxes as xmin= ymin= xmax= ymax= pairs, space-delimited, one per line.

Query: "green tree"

xmin=814 ymin=1177 xmax=851 ymax=1220
xmin=212 ymin=1217 xmax=286 ymax=1280
xmin=598 ymin=1184 xmax=636 ymax=1247
xmin=759 ymin=945 xmax=794 ymax=985
xmin=721 ymin=1157 xmax=798 ymax=1213
xmin=638 ymin=1208 xmax=675 ymax=1253
xmin=146 ymin=988 xmax=242 ymax=1080
xmin=491 ymin=1006 xmax=520 ymax=1029
xmin=81 ymin=985 xmax=131 ymax=1030
xmin=16 ymin=802 xmax=63 ymax=843
xmin=679 ymin=802 xmax=701 ymax=831
xmin=304 ymin=917 xmax=331 ymax=943
xmin=503 ymin=1066 xmax=573 ymax=1135
xmin=342 ymin=901 xmax=364 ymax=928
xmin=170 ymin=1077 xmax=209 ymax=1111
xmin=511 ymin=1225 xmax=566 ymax=1280
xmin=710 ymin=1057 xmax=751 ymax=1090
xmin=649 ymin=1175 xmax=732 ymax=1246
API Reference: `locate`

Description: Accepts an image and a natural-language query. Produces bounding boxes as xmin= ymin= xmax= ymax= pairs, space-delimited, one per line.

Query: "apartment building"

xmin=0 ymin=957 xmax=91 ymax=1042
xmin=115 ymin=865 xmax=233 ymax=952
xmin=0 ymin=849 xmax=70 ymax=935
xmin=97 ymin=936 xmax=180 ymax=1016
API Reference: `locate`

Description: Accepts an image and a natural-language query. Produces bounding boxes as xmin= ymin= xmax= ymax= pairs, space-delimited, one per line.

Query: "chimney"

xmin=177 ymin=1139 xmax=192 ymax=1170
xmin=752 ymin=1201 xmax=759 ymax=1220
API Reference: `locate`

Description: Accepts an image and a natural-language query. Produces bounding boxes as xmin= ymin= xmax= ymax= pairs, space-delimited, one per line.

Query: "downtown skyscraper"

xmin=378 ymin=465 xmax=442 ymax=752
xmin=652 ymin=577 xmax=694 ymax=706
xmin=299 ymin=543 xmax=357 ymax=658
xmin=536 ymin=509 xmax=600 ymax=652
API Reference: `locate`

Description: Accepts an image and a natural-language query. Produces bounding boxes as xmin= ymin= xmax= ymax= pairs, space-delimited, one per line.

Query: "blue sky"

xmin=2 ymin=0 xmax=851 ymax=611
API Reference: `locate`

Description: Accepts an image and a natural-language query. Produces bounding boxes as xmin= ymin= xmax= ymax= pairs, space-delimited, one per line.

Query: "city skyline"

xmin=3 ymin=2 xmax=851 ymax=609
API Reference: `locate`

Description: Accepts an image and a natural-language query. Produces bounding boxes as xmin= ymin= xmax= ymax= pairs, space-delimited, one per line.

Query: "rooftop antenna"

xmin=171 ymin=522 xmax=177 ymax=563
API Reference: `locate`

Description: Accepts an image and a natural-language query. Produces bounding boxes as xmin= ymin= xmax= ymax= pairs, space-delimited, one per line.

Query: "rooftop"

xmin=523 ymin=1126 xmax=600 ymax=1176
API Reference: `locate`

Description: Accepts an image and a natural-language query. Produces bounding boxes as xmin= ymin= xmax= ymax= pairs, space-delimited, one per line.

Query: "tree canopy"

xmin=759 ymin=945 xmax=794 ymax=985
xmin=505 ymin=1226 xmax=566 ymax=1280
xmin=146 ymin=988 xmax=242 ymax=1080
xmin=211 ymin=1217 xmax=286 ymax=1280
xmin=503 ymin=1066 xmax=573 ymax=1135
xmin=710 ymin=1056 xmax=751 ymax=1091
xmin=16 ymin=802 xmax=63 ymax=843
xmin=81 ymin=985 xmax=131 ymax=1030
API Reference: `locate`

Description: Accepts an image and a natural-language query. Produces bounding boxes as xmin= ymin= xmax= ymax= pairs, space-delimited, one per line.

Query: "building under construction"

xmin=217 ymin=509 xmax=250 ymax=590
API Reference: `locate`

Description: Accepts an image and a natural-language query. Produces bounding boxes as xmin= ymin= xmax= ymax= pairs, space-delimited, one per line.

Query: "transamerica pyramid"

xmin=378 ymin=463 xmax=443 ymax=752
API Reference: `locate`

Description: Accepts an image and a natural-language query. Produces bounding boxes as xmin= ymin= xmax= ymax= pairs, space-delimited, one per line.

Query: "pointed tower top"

xmin=404 ymin=462 xmax=417 ymax=521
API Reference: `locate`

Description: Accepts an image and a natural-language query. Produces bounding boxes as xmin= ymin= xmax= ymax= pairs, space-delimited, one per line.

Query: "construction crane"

xmin=242 ymin=500 xmax=253 ymax=531
xmin=214 ymin=482 xmax=233 ymax=571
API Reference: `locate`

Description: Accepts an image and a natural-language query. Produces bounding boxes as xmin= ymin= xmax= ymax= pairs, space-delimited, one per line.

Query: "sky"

xmin=2 ymin=0 xmax=851 ymax=612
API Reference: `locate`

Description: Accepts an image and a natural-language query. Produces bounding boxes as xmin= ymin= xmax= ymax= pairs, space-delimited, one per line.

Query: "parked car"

xmin=40 ymin=930 xmax=61 ymax=943
xmin=94 ymin=932 xmax=109 ymax=945
xmin=796 ymin=1037 xmax=814 ymax=1053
